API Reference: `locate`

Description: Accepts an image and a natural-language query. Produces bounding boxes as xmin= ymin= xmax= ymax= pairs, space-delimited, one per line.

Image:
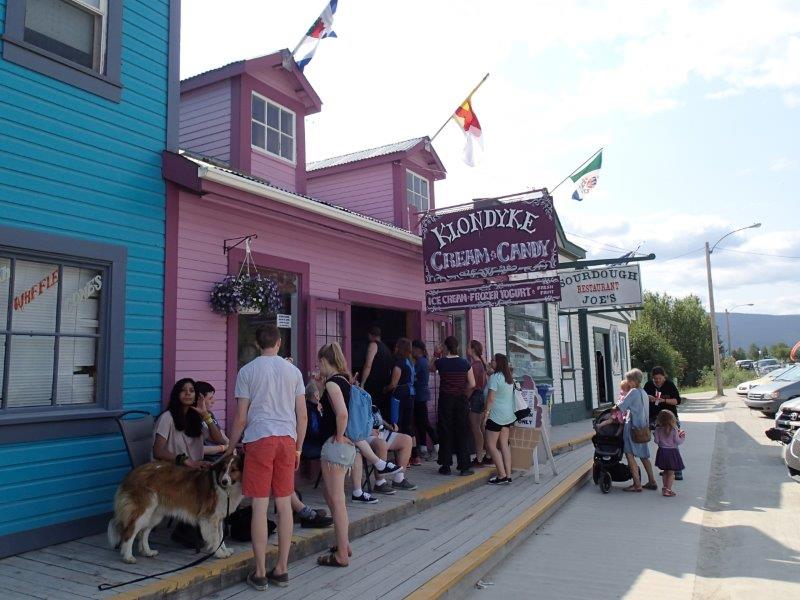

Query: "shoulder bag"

xmin=631 ymin=389 xmax=651 ymax=444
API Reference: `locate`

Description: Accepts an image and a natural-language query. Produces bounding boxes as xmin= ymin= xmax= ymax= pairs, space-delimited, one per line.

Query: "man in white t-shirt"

xmin=225 ymin=325 xmax=307 ymax=590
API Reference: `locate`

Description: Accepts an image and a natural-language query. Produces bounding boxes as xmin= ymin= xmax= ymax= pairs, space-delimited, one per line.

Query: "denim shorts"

xmin=321 ymin=439 xmax=356 ymax=468
xmin=469 ymin=389 xmax=486 ymax=413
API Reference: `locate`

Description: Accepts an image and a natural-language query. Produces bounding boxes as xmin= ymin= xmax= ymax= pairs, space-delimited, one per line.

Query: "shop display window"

xmin=505 ymin=303 xmax=551 ymax=381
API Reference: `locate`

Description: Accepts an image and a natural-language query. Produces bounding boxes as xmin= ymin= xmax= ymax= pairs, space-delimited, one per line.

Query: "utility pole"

xmin=705 ymin=242 xmax=724 ymax=397
xmin=725 ymin=309 xmax=731 ymax=359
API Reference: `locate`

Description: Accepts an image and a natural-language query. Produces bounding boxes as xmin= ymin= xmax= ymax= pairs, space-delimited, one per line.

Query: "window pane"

xmin=267 ymin=129 xmax=280 ymax=155
xmin=281 ymin=135 xmax=294 ymax=160
xmin=507 ymin=304 xmax=544 ymax=319
xmin=0 ymin=335 xmax=5 ymax=399
xmin=11 ymin=260 xmax=59 ymax=332
xmin=251 ymin=96 xmax=266 ymax=122
xmin=251 ymin=122 xmax=265 ymax=149
xmin=24 ymin=0 xmax=97 ymax=70
xmin=56 ymin=336 xmax=97 ymax=405
xmin=421 ymin=179 xmax=429 ymax=198
xmin=0 ymin=257 xmax=10 ymax=325
xmin=60 ymin=267 xmax=101 ymax=334
xmin=7 ymin=335 xmax=55 ymax=407
xmin=316 ymin=309 xmax=326 ymax=335
xmin=280 ymin=110 xmax=294 ymax=135
xmin=406 ymin=171 xmax=413 ymax=190
xmin=267 ymin=103 xmax=280 ymax=129
xmin=506 ymin=316 xmax=548 ymax=379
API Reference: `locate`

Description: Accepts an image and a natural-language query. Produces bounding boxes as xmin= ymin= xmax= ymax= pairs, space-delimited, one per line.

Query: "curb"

xmin=551 ymin=432 xmax=593 ymax=456
xmin=405 ymin=458 xmax=593 ymax=600
xmin=110 ymin=434 xmax=592 ymax=600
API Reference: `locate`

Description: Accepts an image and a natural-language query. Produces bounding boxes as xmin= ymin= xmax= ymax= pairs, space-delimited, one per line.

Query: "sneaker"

xmin=392 ymin=478 xmax=418 ymax=491
xmin=351 ymin=491 xmax=379 ymax=504
xmin=488 ymin=476 xmax=509 ymax=485
xmin=458 ymin=469 xmax=475 ymax=477
xmin=438 ymin=465 xmax=452 ymax=475
xmin=376 ymin=462 xmax=403 ymax=476
xmin=247 ymin=570 xmax=268 ymax=591
xmin=298 ymin=513 xmax=333 ymax=528
xmin=373 ymin=481 xmax=397 ymax=495
xmin=267 ymin=568 xmax=289 ymax=588
xmin=482 ymin=455 xmax=493 ymax=465
xmin=471 ymin=458 xmax=486 ymax=468
xmin=293 ymin=507 xmax=328 ymax=523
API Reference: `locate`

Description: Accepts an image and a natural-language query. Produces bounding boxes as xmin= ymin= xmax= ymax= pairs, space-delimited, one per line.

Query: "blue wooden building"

xmin=0 ymin=0 xmax=180 ymax=556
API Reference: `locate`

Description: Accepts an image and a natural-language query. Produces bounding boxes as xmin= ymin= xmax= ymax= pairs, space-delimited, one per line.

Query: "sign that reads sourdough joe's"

xmin=558 ymin=264 xmax=643 ymax=310
xmin=420 ymin=192 xmax=558 ymax=283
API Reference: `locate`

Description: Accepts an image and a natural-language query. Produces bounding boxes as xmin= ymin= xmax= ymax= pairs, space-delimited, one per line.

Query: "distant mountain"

xmin=715 ymin=312 xmax=800 ymax=351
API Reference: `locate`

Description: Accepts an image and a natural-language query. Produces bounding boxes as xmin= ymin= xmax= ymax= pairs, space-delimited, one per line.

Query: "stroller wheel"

xmin=600 ymin=471 xmax=612 ymax=494
xmin=592 ymin=462 xmax=600 ymax=484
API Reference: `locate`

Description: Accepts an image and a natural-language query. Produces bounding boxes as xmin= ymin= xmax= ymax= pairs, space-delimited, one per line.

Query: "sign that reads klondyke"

xmin=420 ymin=194 xmax=558 ymax=283
xmin=558 ymin=264 xmax=643 ymax=310
xmin=426 ymin=277 xmax=561 ymax=313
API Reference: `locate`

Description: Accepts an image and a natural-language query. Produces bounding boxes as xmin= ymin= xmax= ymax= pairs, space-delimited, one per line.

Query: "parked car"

xmin=736 ymin=359 xmax=755 ymax=370
xmin=774 ymin=396 xmax=800 ymax=437
xmin=746 ymin=365 xmax=800 ymax=415
xmin=783 ymin=427 xmax=800 ymax=482
xmin=755 ymin=358 xmax=781 ymax=375
xmin=737 ymin=366 xmax=795 ymax=395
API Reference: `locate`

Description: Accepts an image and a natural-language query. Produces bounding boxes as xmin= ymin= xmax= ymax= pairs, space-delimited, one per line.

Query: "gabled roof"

xmin=307 ymin=136 xmax=447 ymax=180
xmin=180 ymin=49 xmax=322 ymax=113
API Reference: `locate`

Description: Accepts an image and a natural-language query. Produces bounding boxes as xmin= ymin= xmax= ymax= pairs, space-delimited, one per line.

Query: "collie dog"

xmin=108 ymin=453 xmax=244 ymax=563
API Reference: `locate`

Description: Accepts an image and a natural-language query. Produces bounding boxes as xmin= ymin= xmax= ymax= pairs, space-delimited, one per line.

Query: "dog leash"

xmin=98 ymin=493 xmax=231 ymax=591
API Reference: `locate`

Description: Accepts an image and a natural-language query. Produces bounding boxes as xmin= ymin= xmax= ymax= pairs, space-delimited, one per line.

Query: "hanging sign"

xmin=558 ymin=264 xmax=642 ymax=310
xmin=426 ymin=277 xmax=560 ymax=313
xmin=420 ymin=192 xmax=558 ymax=283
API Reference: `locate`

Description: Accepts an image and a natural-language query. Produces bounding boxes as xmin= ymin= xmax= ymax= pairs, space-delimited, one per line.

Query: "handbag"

xmin=631 ymin=389 xmax=651 ymax=444
xmin=513 ymin=383 xmax=531 ymax=421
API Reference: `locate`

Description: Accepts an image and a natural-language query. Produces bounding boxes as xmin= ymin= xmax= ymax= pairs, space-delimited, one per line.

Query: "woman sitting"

xmin=153 ymin=378 xmax=227 ymax=469
xmin=194 ymin=380 xmax=229 ymax=460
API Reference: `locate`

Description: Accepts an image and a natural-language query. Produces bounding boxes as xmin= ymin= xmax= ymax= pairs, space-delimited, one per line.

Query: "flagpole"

xmin=550 ymin=146 xmax=603 ymax=194
xmin=430 ymin=73 xmax=490 ymax=142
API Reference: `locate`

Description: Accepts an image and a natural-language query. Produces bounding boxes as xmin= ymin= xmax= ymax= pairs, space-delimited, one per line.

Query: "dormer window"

xmin=406 ymin=169 xmax=429 ymax=213
xmin=251 ymin=93 xmax=295 ymax=163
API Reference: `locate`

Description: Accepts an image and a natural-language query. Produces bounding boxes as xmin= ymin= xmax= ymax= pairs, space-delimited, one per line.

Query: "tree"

xmin=731 ymin=347 xmax=746 ymax=361
xmin=630 ymin=320 xmax=685 ymax=383
xmin=770 ymin=343 xmax=791 ymax=362
xmin=747 ymin=343 xmax=760 ymax=361
xmin=635 ymin=292 xmax=713 ymax=386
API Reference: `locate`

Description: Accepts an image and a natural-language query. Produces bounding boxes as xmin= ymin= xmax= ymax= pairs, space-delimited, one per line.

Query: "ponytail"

xmin=318 ymin=342 xmax=349 ymax=376
xmin=470 ymin=339 xmax=487 ymax=369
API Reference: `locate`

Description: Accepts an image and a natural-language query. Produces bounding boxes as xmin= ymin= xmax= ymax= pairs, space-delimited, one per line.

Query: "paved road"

xmin=468 ymin=392 xmax=800 ymax=600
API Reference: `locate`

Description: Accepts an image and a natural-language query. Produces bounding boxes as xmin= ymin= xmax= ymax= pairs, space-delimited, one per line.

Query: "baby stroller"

xmin=592 ymin=408 xmax=632 ymax=493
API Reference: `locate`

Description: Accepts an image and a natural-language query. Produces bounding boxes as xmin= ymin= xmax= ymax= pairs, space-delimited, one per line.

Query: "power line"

xmin=716 ymin=247 xmax=800 ymax=260
xmin=563 ymin=230 xmax=641 ymax=255
xmin=659 ymin=247 xmax=705 ymax=262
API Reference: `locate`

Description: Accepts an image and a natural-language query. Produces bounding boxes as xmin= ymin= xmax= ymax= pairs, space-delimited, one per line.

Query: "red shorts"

xmin=242 ymin=436 xmax=295 ymax=498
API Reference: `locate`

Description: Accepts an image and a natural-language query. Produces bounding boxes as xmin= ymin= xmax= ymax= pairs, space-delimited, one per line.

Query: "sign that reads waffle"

xmin=420 ymin=193 xmax=558 ymax=283
xmin=426 ymin=277 xmax=561 ymax=313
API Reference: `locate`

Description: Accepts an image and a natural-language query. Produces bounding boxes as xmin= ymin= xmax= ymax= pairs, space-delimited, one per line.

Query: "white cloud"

xmin=770 ymin=157 xmax=793 ymax=171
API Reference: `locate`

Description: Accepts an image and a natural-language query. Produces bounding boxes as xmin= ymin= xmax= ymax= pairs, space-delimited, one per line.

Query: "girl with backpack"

xmin=385 ymin=338 xmax=417 ymax=465
xmin=467 ymin=340 xmax=491 ymax=468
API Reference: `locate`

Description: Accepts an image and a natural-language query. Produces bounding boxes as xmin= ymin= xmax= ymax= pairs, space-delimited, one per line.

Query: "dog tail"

xmin=107 ymin=517 xmax=121 ymax=549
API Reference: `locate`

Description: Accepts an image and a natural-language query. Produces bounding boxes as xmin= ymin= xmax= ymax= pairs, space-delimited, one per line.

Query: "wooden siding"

xmin=0 ymin=0 xmax=168 ymax=540
xmin=307 ymin=164 xmax=396 ymax=224
xmin=173 ymin=187 xmax=485 ymax=425
xmin=250 ymin=150 xmax=297 ymax=192
xmin=179 ymin=80 xmax=231 ymax=162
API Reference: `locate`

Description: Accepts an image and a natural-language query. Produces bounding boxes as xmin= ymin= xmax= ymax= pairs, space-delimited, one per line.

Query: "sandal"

xmin=643 ymin=482 xmax=658 ymax=490
xmin=317 ymin=552 xmax=348 ymax=567
xmin=623 ymin=485 xmax=642 ymax=492
xmin=662 ymin=488 xmax=676 ymax=497
xmin=329 ymin=545 xmax=353 ymax=557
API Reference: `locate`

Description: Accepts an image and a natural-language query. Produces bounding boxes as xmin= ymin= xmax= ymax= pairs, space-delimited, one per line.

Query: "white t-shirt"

xmin=154 ymin=411 xmax=209 ymax=462
xmin=235 ymin=355 xmax=305 ymax=443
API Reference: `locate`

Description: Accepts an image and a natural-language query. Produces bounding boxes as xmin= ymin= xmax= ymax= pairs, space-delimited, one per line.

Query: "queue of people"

xmin=150 ymin=324 xmax=519 ymax=590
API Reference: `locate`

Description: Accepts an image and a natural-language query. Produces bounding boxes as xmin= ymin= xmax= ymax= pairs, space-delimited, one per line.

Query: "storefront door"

xmin=594 ymin=329 xmax=613 ymax=406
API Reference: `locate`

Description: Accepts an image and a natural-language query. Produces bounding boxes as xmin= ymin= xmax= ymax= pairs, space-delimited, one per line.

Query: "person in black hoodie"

xmin=643 ymin=366 xmax=683 ymax=480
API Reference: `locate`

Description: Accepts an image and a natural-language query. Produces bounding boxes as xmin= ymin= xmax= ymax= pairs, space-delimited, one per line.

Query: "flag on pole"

xmin=569 ymin=150 xmax=602 ymax=201
xmin=292 ymin=0 xmax=338 ymax=72
xmin=453 ymin=96 xmax=483 ymax=167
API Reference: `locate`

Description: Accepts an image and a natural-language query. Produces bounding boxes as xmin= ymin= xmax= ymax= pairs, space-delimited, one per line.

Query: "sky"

xmin=181 ymin=0 xmax=800 ymax=316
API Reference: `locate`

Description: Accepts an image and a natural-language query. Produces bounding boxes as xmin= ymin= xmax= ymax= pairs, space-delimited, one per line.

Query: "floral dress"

xmin=617 ymin=387 xmax=651 ymax=459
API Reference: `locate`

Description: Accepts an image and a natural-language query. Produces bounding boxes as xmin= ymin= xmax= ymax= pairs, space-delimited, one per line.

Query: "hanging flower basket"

xmin=210 ymin=274 xmax=282 ymax=316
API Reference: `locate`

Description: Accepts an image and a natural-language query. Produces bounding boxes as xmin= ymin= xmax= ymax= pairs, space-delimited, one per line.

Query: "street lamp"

xmin=725 ymin=303 xmax=754 ymax=358
xmin=705 ymin=223 xmax=761 ymax=396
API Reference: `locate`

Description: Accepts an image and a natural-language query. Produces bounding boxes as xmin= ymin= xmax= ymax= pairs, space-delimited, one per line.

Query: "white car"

xmin=775 ymin=396 xmax=800 ymax=438
xmin=737 ymin=366 xmax=794 ymax=395
xmin=784 ymin=427 xmax=800 ymax=482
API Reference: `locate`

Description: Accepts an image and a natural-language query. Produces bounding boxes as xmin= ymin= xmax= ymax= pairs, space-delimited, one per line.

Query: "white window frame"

xmin=250 ymin=92 xmax=297 ymax=165
xmin=558 ymin=314 xmax=573 ymax=369
xmin=406 ymin=169 xmax=430 ymax=213
xmin=25 ymin=0 xmax=108 ymax=73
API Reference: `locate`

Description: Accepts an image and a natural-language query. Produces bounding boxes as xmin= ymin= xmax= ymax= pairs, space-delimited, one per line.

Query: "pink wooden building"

xmin=163 ymin=50 xmax=486 ymax=426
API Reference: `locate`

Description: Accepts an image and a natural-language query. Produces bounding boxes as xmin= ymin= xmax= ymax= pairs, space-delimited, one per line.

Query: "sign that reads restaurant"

xmin=426 ymin=277 xmax=561 ymax=313
xmin=420 ymin=193 xmax=558 ymax=283
xmin=558 ymin=264 xmax=643 ymax=310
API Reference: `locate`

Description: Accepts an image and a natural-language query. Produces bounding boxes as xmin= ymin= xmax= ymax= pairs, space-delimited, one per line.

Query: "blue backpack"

xmin=346 ymin=383 xmax=374 ymax=442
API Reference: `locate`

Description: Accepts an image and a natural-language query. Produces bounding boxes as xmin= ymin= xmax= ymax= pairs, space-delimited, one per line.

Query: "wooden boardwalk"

xmin=201 ymin=447 xmax=593 ymax=600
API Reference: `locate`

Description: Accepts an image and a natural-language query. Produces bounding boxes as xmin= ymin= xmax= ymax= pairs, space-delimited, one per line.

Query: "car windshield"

xmin=758 ymin=359 xmax=779 ymax=366
xmin=767 ymin=367 xmax=793 ymax=379
xmin=775 ymin=366 xmax=800 ymax=382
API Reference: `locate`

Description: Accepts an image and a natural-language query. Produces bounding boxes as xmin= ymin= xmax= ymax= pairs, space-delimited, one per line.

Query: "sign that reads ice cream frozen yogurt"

xmin=420 ymin=193 xmax=558 ymax=283
xmin=426 ymin=277 xmax=561 ymax=313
